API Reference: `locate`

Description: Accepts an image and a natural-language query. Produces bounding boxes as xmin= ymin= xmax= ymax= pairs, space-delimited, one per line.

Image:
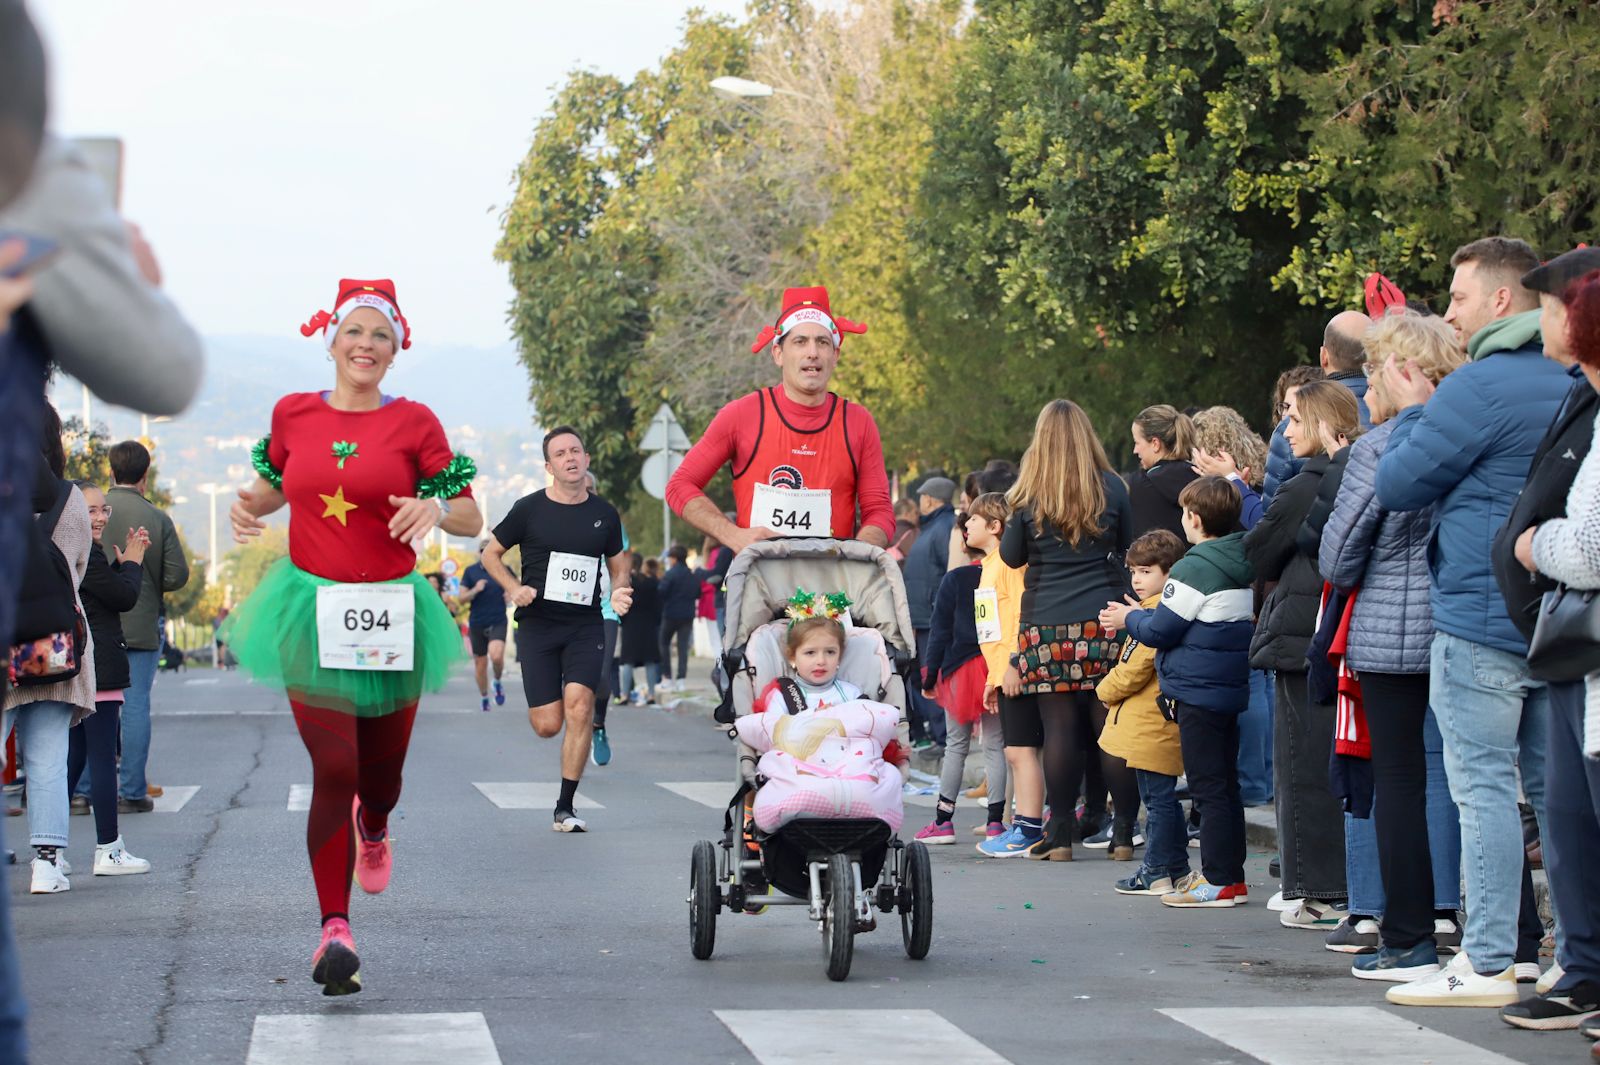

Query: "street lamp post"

xmin=708 ymin=76 xmax=817 ymax=102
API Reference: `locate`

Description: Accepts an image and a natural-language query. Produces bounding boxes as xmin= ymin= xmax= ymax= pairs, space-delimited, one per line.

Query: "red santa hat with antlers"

xmin=300 ymin=278 xmax=412 ymax=351
xmin=750 ymin=285 xmax=867 ymax=354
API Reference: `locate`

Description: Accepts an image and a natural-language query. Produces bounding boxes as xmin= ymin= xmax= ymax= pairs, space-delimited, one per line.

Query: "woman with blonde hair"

xmin=1320 ymin=308 xmax=1467 ymax=978
xmin=1128 ymin=404 xmax=1199 ymax=544
xmin=1245 ymin=379 xmax=1364 ymax=928
xmin=978 ymin=400 xmax=1137 ymax=859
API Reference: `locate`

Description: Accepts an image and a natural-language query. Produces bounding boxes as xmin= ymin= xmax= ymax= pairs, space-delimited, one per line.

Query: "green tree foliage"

xmin=500 ymin=0 xmax=1599 ymax=497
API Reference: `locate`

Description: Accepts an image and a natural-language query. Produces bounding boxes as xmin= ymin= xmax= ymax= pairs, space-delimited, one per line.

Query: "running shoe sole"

xmin=1160 ymin=895 xmax=1245 ymax=908
xmin=1501 ymin=1008 xmax=1600 ymax=1032
xmin=312 ymin=942 xmax=362 ymax=997
xmin=976 ymin=842 xmax=1034 ymax=858
xmin=553 ymin=814 xmax=588 ymax=833
xmin=1114 ymin=881 xmax=1173 ymax=896
xmin=915 ymin=834 xmax=956 ymax=845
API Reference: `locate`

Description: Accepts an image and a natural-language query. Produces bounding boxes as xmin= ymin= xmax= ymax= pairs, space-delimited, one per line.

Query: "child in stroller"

xmin=689 ymin=539 xmax=932 ymax=981
xmin=735 ymin=612 xmax=905 ymax=836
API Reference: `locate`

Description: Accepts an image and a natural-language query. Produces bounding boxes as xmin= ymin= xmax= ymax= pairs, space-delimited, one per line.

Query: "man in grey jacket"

xmin=98 ymin=440 xmax=189 ymax=812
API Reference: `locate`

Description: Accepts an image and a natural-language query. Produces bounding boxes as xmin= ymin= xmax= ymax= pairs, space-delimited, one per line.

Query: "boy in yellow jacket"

xmin=1097 ymin=529 xmax=1188 ymax=892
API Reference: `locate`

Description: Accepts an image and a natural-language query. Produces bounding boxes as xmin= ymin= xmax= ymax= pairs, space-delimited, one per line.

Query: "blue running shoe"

xmin=481 ymin=696 xmax=490 ymax=713
xmin=1352 ymin=941 xmax=1441 ymax=983
xmin=493 ymin=679 xmax=505 ymax=707
xmin=1114 ymin=868 xmax=1181 ymax=896
xmin=976 ymin=826 xmax=1039 ymax=858
xmin=591 ymin=727 xmax=611 ymax=767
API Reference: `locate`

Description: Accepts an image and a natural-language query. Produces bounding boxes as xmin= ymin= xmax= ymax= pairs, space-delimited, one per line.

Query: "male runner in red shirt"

xmin=666 ymin=286 xmax=894 ymax=554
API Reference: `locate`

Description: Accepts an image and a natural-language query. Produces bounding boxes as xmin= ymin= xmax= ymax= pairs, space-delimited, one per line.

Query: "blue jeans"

xmin=1 ymin=699 xmax=74 ymax=847
xmin=1430 ymin=631 xmax=1550 ymax=973
xmin=1237 ymin=669 xmax=1274 ymax=805
xmin=1135 ymin=768 xmax=1190 ymax=879
xmin=119 ymin=649 xmax=159 ymax=801
xmin=1543 ymin=679 xmax=1600 ymax=989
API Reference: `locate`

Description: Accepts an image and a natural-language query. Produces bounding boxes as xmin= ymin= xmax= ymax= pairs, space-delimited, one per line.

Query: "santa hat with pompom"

xmin=300 ymin=278 xmax=412 ymax=350
xmin=750 ymin=285 xmax=867 ymax=354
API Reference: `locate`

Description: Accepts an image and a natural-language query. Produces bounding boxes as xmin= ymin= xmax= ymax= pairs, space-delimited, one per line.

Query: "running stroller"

xmin=687 ymin=537 xmax=933 ymax=981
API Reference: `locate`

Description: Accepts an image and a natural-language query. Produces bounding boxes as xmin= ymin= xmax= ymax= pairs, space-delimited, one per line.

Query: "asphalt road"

xmin=4 ymin=663 xmax=1581 ymax=1065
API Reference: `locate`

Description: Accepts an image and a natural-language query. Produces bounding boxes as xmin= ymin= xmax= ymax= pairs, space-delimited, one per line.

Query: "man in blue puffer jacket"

xmin=1375 ymin=236 xmax=1570 ymax=1008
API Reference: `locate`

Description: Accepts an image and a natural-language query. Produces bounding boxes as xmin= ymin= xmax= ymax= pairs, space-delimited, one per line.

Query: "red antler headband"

xmin=1363 ymin=273 xmax=1407 ymax=319
xmin=751 ymin=285 xmax=867 ymax=354
xmin=300 ymin=278 xmax=412 ymax=351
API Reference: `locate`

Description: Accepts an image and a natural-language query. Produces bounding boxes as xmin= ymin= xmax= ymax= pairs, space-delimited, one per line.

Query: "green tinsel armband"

xmin=251 ymin=436 xmax=283 ymax=491
xmin=418 ymin=453 xmax=477 ymax=500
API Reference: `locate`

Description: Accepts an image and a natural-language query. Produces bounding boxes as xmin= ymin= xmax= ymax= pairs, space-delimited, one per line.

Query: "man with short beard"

xmin=1376 ymin=236 xmax=1570 ymax=1008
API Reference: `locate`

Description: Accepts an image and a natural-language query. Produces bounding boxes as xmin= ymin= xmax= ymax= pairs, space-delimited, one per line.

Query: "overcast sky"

xmin=30 ymin=0 xmax=747 ymax=349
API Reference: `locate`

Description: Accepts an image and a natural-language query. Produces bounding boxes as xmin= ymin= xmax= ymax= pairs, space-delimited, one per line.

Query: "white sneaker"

xmin=1537 ymin=961 xmax=1566 ymax=995
xmin=1515 ymin=961 xmax=1543 ymax=984
xmin=1280 ymin=898 xmax=1345 ymax=930
xmin=93 ymin=837 xmax=151 ymax=875
xmin=1267 ymin=889 xmax=1292 ymax=912
xmin=29 ymin=856 xmax=69 ymax=894
xmin=1386 ymin=951 xmax=1519 ymax=1008
xmin=58 ymin=855 xmax=71 ymax=876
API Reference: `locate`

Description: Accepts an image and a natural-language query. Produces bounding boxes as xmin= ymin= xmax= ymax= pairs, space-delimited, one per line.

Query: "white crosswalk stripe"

xmin=245 ymin=1012 xmax=502 ymax=1065
xmin=1159 ymin=1006 xmax=1525 ymax=1065
xmin=150 ymin=785 xmax=199 ymax=813
xmin=658 ymin=781 xmax=735 ymax=809
xmin=287 ymin=785 xmax=311 ymax=812
xmin=716 ymin=1010 xmax=1011 ymax=1065
xmin=472 ymin=782 xmax=603 ymax=810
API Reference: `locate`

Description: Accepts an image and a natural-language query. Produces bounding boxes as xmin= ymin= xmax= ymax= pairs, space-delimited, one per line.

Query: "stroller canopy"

xmin=720 ymin=538 xmax=916 ymax=657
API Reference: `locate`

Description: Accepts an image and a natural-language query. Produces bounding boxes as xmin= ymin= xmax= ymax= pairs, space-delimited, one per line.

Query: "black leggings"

xmin=660 ymin=618 xmax=693 ymax=681
xmin=66 ymin=700 xmax=120 ymax=846
xmin=1037 ymin=691 xmax=1139 ymax=830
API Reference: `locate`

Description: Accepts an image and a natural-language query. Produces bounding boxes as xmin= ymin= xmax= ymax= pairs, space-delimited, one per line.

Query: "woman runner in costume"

xmin=225 ymin=279 xmax=481 ymax=995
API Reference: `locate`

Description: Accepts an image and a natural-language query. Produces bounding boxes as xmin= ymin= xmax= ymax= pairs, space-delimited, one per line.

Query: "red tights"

xmin=290 ymin=698 xmax=418 ymax=924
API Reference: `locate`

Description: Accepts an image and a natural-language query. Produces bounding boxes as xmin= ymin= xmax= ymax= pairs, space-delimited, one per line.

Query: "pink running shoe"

xmin=914 ymin=821 xmax=956 ymax=845
xmin=311 ymin=917 xmax=362 ymax=996
xmin=985 ymin=821 xmax=1007 ymax=839
xmin=352 ymin=797 xmax=392 ymax=895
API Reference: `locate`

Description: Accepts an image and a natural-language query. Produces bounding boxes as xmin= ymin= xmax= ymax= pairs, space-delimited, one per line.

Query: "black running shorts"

xmin=468 ymin=622 xmax=508 ymax=657
xmin=516 ymin=618 xmax=605 ymax=707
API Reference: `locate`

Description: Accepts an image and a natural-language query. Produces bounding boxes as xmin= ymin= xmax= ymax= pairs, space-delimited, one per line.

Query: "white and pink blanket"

xmin=734 ymin=693 xmax=905 ymax=832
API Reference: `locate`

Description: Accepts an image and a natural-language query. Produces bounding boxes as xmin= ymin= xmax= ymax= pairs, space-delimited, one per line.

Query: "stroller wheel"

xmin=900 ymin=841 xmax=933 ymax=960
xmin=690 ymin=840 xmax=719 ymax=960
xmin=823 ymin=853 xmax=855 ymax=982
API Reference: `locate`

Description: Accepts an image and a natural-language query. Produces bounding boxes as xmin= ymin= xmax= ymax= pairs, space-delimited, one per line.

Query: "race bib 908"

xmin=545 ymin=551 xmax=600 ymax=606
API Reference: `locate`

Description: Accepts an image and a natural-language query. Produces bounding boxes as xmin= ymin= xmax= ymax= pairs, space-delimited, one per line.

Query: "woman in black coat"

xmin=1243 ymin=382 xmax=1360 ymax=925
xmin=68 ymin=481 xmax=152 ymax=874
xmin=620 ymin=556 xmax=663 ymax=704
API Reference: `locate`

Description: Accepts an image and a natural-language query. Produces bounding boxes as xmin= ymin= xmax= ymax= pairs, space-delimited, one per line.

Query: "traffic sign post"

xmin=641 ymin=404 xmax=690 ymax=553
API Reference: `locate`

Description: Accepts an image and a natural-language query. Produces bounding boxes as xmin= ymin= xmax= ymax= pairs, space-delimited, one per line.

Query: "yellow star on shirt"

xmin=319 ymin=485 xmax=358 ymax=526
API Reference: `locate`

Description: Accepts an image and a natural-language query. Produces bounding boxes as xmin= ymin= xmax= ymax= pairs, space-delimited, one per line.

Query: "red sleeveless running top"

xmin=730 ymin=388 xmax=859 ymax=539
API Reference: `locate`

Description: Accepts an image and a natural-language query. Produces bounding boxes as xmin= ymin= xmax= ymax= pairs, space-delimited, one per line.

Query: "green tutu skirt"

xmin=221 ymin=559 xmax=463 ymax=717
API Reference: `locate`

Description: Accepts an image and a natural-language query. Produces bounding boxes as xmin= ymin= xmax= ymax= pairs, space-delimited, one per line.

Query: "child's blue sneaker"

xmin=976 ymin=826 xmax=1038 ymax=858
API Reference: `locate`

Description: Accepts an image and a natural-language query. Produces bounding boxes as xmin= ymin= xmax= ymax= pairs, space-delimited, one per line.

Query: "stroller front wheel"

xmin=900 ymin=840 xmax=933 ymax=960
xmin=690 ymin=840 xmax=719 ymax=960
xmin=822 ymin=852 xmax=855 ymax=981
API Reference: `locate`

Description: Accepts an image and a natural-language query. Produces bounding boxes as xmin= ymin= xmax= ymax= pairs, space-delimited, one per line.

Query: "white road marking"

xmin=1159 ymin=1006 xmax=1525 ymax=1065
xmin=151 ymin=785 xmax=199 ymax=813
xmin=245 ymin=1012 xmax=501 ymax=1065
xmin=287 ymin=785 xmax=311 ymax=812
xmin=716 ymin=1010 xmax=1011 ymax=1065
xmin=471 ymin=782 xmax=603 ymax=810
xmin=658 ymin=781 xmax=736 ymax=809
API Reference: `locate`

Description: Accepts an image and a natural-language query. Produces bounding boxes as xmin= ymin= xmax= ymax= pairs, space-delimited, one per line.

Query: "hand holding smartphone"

xmin=0 ymin=230 xmax=59 ymax=278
